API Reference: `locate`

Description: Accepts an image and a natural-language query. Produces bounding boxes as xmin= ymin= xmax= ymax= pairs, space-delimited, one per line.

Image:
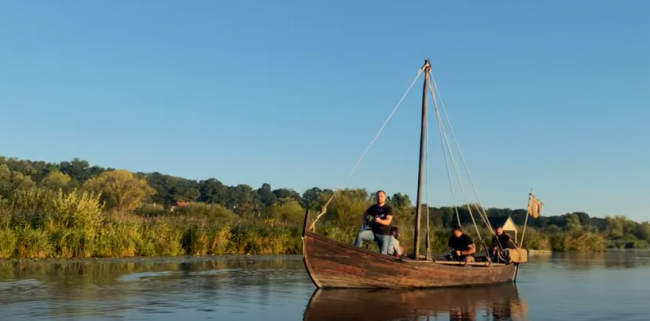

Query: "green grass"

xmin=0 ymin=186 xmax=610 ymax=260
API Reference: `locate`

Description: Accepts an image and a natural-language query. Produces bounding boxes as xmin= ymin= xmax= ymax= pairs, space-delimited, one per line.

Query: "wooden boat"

xmin=302 ymin=59 xmax=534 ymax=289
xmin=302 ymin=283 xmax=528 ymax=321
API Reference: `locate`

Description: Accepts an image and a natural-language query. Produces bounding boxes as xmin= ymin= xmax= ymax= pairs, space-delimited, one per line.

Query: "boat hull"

xmin=302 ymin=230 xmax=518 ymax=289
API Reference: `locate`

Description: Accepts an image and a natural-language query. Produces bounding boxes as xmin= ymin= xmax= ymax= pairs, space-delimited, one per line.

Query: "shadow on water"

xmin=302 ymin=283 xmax=527 ymax=321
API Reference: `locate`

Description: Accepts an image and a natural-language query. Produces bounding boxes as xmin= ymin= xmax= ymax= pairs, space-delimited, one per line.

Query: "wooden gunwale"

xmin=305 ymin=230 xmax=505 ymax=267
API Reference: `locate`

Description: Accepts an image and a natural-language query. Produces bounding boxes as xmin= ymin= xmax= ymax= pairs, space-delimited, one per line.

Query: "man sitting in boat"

xmin=447 ymin=225 xmax=476 ymax=262
xmin=387 ymin=226 xmax=403 ymax=257
xmin=353 ymin=190 xmax=393 ymax=254
xmin=490 ymin=226 xmax=519 ymax=263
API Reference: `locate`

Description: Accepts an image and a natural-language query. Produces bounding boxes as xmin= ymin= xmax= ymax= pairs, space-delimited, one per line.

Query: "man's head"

xmin=376 ymin=190 xmax=386 ymax=205
xmin=452 ymin=225 xmax=463 ymax=238
xmin=496 ymin=226 xmax=503 ymax=235
xmin=391 ymin=226 xmax=399 ymax=239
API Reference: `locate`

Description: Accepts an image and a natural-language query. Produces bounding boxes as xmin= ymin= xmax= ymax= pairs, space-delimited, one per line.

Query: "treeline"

xmin=0 ymin=156 xmax=648 ymax=260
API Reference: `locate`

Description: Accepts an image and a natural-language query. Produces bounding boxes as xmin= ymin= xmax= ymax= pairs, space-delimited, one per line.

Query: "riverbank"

xmin=1 ymin=157 xmax=647 ymax=259
xmin=0 ymin=209 xmax=615 ymax=260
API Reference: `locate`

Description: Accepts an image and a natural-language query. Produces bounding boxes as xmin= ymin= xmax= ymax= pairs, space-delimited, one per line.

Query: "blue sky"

xmin=1 ymin=1 xmax=648 ymax=221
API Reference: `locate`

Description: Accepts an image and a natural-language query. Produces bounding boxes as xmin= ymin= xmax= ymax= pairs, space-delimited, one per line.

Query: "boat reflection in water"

xmin=302 ymin=282 xmax=527 ymax=321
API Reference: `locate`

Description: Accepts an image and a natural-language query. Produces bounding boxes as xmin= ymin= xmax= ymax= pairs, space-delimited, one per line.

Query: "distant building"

xmin=170 ymin=201 xmax=190 ymax=212
xmin=487 ymin=216 xmax=519 ymax=244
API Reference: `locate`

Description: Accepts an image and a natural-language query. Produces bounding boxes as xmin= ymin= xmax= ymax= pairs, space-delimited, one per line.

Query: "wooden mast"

xmin=413 ymin=59 xmax=431 ymax=260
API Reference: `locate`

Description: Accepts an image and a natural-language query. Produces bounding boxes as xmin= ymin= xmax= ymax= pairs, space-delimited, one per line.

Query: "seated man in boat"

xmin=447 ymin=225 xmax=476 ymax=262
xmin=353 ymin=190 xmax=393 ymax=254
xmin=387 ymin=226 xmax=403 ymax=257
xmin=490 ymin=226 xmax=519 ymax=263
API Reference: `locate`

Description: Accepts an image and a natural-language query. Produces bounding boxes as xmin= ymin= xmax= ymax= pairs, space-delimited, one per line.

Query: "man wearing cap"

xmin=490 ymin=226 xmax=519 ymax=263
xmin=447 ymin=225 xmax=476 ymax=262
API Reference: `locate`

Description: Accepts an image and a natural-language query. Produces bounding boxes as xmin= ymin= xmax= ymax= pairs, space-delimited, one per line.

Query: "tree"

xmin=266 ymin=198 xmax=305 ymax=224
xmin=568 ymin=213 xmax=583 ymax=232
xmin=636 ymin=222 xmax=650 ymax=241
xmin=41 ymin=170 xmax=72 ymax=191
xmin=145 ymin=172 xmax=174 ymax=205
xmin=226 ymin=184 xmax=259 ymax=215
xmin=168 ymin=178 xmax=200 ymax=202
xmin=83 ymin=169 xmax=156 ymax=212
xmin=604 ymin=216 xmax=625 ymax=239
xmin=272 ymin=188 xmax=301 ymax=202
xmin=59 ymin=158 xmax=106 ymax=183
xmin=256 ymin=183 xmax=276 ymax=207
xmin=198 ymin=178 xmax=229 ymax=204
xmin=301 ymin=187 xmax=324 ymax=209
xmin=317 ymin=189 xmax=370 ymax=226
xmin=0 ymin=164 xmax=35 ymax=197
xmin=389 ymin=192 xmax=411 ymax=209
xmin=4 ymin=153 xmax=650 ymax=252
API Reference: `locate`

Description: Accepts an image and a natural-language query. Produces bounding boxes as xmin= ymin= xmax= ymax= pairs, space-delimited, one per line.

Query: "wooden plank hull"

xmin=302 ymin=231 xmax=518 ymax=289
xmin=303 ymin=282 xmax=527 ymax=321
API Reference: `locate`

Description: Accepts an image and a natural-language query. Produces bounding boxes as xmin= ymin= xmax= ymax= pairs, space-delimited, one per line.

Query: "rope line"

xmin=428 ymin=77 xmax=483 ymax=243
xmin=429 ymin=74 xmax=495 ymax=257
xmin=308 ymin=67 xmax=425 ymax=231
xmin=425 ymin=75 xmax=431 ymax=257
xmin=519 ymin=191 xmax=533 ymax=247
xmin=430 ymin=72 xmax=496 ymax=236
xmin=434 ymin=86 xmax=461 ymax=227
xmin=308 ymin=61 xmax=501 ymax=253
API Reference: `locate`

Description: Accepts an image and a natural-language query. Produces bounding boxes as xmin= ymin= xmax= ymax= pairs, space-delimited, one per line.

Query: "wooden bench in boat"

xmin=398 ymin=249 xmax=527 ymax=266
xmin=398 ymin=257 xmax=506 ymax=267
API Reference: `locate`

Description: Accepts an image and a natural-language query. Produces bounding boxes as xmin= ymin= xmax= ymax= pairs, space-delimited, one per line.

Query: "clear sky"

xmin=1 ymin=1 xmax=648 ymax=221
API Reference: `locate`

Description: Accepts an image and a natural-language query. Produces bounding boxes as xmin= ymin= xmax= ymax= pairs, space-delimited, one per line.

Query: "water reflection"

xmin=548 ymin=251 xmax=650 ymax=270
xmin=303 ymin=283 xmax=527 ymax=321
xmin=0 ymin=255 xmax=310 ymax=320
xmin=0 ymin=251 xmax=648 ymax=321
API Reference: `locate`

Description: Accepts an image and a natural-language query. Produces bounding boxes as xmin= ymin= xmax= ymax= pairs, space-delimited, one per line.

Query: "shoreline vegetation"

xmin=1 ymin=156 xmax=649 ymax=260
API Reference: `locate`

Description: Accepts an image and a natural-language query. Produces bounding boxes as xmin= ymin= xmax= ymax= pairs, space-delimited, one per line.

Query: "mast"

xmin=413 ymin=59 xmax=431 ymax=260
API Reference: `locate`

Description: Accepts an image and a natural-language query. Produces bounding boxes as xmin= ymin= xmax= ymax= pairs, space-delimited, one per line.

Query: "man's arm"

xmin=456 ymin=244 xmax=476 ymax=256
xmin=457 ymin=235 xmax=476 ymax=256
xmin=491 ymin=235 xmax=499 ymax=247
xmin=463 ymin=244 xmax=476 ymax=255
xmin=375 ymin=214 xmax=392 ymax=225
xmin=374 ymin=207 xmax=393 ymax=225
xmin=490 ymin=236 xmax=498 ymax=253
xmin=361 ymin=207 xmax=371 ymax=224
xmin=505 ymin=235 xmax=520 ymax=251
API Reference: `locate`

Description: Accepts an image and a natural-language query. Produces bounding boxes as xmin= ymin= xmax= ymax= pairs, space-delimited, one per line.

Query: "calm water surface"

xmin=0 ymin=251 xmax=648 ymax=320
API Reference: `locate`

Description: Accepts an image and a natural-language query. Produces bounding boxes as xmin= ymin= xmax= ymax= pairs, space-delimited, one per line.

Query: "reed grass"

xmin=0 ymin=186 xmax=604 ymax=260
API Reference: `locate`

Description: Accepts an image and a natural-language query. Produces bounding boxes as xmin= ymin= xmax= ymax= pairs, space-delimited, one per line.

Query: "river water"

xmin=0 ymin=251 xmax=648 ymax=320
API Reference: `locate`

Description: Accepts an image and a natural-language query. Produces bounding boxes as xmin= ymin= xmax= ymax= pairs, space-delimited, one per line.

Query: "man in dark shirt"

xmin=491 ymin=226 xmax=519 ymax=263
xmin=447 ymin=225 xmax=476 ymax=262
xmin=353 ymin=190 xmax=393 ymax=254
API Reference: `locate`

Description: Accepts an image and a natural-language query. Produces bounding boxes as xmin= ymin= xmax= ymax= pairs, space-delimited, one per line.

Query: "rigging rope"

xmin=425 ymin=77 xmax=431 ymax=257
xmin=434 ymin=89 xmax=461 ymax=227
xmin=428 ymin=78 xmax=484 ymax=243
xmin=308 ymin=67 xmax=425 ymax=231
xmin=429 ymin=71 xmax=496 ymax=236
